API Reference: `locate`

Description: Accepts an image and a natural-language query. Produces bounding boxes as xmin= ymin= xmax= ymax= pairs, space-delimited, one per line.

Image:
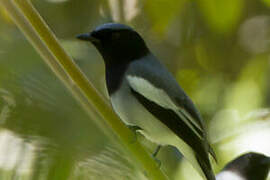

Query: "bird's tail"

xmin=174 ymin=140 xmax=215 ymax=180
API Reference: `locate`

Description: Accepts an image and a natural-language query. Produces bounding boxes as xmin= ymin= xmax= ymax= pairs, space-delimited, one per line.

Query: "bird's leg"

xmin=127 ymin=125 xmax=142 ymax=132
xmin=152 ymin=145 xmax=162 ymax=167
xmin=152 ymin=145 xmax=161 ymax=157
xmin=127 ymin=125 xmax=142 ymax=144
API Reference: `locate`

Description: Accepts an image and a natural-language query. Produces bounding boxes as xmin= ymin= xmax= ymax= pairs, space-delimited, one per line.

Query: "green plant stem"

xmin=0 ymin=0 xmax=168 ymax=179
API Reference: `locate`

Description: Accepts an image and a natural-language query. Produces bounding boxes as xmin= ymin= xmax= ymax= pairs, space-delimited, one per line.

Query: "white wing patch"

xmin=127 ymin=75 xmax=178 ymax=110
xmin=127 ymin=75 xmax=203 ymax=139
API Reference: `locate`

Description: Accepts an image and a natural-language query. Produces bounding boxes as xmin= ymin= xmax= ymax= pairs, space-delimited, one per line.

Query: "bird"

xmin=216 ymin=152 xmax=270 ymax=180
xmin=77 ymin=23 xmax=216 ymax=180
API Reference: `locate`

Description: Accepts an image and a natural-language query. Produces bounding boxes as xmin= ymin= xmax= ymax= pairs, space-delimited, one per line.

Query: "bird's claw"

xmin=127 ymin=125 xmax=142 ymax=144
xmin=152 ymin=145 xmax=162 ymax=168
xmin=127 ymin=125 xmax=143 ymax=132
xmin=152 ymin=155 xmax=162 ymax=168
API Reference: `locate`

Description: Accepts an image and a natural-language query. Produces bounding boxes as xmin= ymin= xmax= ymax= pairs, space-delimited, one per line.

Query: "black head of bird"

xmin=76 ymin=23 xmax=149 ymax=66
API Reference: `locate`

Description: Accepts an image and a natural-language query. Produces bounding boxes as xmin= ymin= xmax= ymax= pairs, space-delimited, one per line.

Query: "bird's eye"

xmin=111 ymin=32 xmax=120 ymax=40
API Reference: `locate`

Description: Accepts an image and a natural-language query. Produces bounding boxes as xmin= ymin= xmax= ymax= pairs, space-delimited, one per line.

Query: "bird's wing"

xmin=127 ymin=75 xmax=204 ymax=140
xmin=127 ymin=57 xmax=206 ymax=142
xmin=126 ymin=57 xmax=217 ymax=179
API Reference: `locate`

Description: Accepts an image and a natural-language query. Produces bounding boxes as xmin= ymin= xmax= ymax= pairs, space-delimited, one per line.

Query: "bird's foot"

xmin=152 ymin=155 xmax=162 ymax=168
xmin=152 ymin=145 xmax=161 ymax=157
xmin=152 ymin=145 xmax=162 ymax=168
xmin=127 ymin=125 xmax=142 ymax=132
xmin=127 ymin=125 xmax=142 ymax=144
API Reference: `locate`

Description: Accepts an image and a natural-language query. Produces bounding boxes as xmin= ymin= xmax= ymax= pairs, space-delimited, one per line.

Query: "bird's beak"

xmin=76 ymin=33 xmax=100 ymax=44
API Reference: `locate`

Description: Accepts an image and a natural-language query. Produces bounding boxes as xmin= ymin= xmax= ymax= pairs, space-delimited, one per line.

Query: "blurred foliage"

xmin=197 ymin=0 xmax=244 ymax=34
xmin=0 ymin=0 xmax=270 ymax=179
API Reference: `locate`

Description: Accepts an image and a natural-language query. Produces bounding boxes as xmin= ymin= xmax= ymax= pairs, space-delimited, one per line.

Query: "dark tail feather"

xmin=196 ymin=155 xmax=216 ymax=180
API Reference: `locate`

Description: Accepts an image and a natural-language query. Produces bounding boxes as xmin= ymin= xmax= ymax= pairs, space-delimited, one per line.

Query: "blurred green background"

xmin=0 ymin=0 xmax=270 ymax=179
